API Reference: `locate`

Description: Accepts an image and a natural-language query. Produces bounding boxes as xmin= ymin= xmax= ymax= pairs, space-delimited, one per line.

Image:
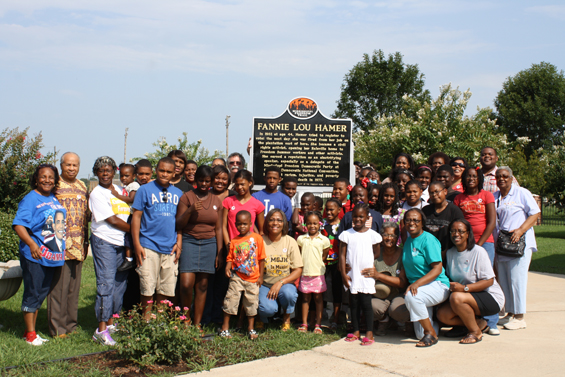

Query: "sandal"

xmin=345 ymin=333 xmax=359 ymax=342
xmin=416 ymin=334 xmax=438 ymax=347
xmin=281 ymin=323 xmax=291 ymax=332
xmin=460 ymin=333 xmax=482 ymax=344
xmin=361 ymin=337 xmax=374 ymax=346
xmin=218 ymin=330 xmax=232 ymax=338
xmin=298 ymin=324 xmax=308 ymax=333
xmin=313 ymin=325 xmax=323 ymax=334
xmin=248 ymin=329 xmax=258 ymax=340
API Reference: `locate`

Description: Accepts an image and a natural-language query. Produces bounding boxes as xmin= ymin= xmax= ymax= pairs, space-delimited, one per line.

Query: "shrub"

xmin=0 ymin=127 xmax=55 ymax=212
xmin=115 ymin=300 xmax=201 ymax=366
xmin=0 ymin=212 xmax=19 ymax=262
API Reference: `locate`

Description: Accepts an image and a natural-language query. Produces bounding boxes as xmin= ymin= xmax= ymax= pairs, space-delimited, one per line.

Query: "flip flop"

xmin=345 ymin=333 xmax=359 ymax=342
xmin=361 ymin=337 xmax=374 ymax=346
xmin=297 ymin=324 xmax=308 ymax=333
xmin=460 ymin=333 xmax=482 ymax=344
xmin=416 ymin=334 xmax=438 ymax=347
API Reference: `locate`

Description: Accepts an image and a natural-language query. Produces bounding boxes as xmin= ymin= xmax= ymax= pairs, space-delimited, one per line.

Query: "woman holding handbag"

xmin=494 ymin=166 xmax=540 ymax=330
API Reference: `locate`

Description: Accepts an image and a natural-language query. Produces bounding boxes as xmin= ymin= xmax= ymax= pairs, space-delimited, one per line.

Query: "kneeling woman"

xmin=258 ymin=209 xmax=303 ymax=330
xmin=402 ymin=208 xmax=450 ymax=347
xmin=437 ymin=219 xmax=505 ymax=344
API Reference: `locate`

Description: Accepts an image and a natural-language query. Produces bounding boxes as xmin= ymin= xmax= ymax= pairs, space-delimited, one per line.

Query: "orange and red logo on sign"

xmin=288 ymin=97 xmax=318 ymax=119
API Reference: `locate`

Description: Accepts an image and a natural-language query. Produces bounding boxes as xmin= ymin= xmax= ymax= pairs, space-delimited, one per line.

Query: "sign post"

xmin=250 ymin=97 xmax=353 ymax=192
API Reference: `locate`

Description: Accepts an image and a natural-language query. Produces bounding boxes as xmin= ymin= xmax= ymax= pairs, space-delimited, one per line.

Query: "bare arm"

xmin=339 ymin=241 xmax=351 ymax=288
xmin=256 ymin=259 xmax=265 ymax=286
xmin=266 ymin=267 xmax=303 ymax=300
xmin=131 ymin=210 xmax=144 ymax=266
xmin=14 ymin=225 xmax=41 ymax=260
xmin=450 ymin=278 xmax=493 ymax=293
xmin=222 ymin=207 xmax=230 ymax=248
xmin=215 ymin=211 xmax=223 ymax=268
xmin=372 ymin=242 xmax=381 ymax=260
xmin=510 ymin=213 xmax=540 ymax=243
xmin=322 ymin=247 xmax=330 ymax=264
xmin=256 ymin=212 xmax=265 ymax=235
xmin=105 ymin=215 xmax=130 ymax=233
xmin=477 ymin=202 xmax=496 ymax=246
xmin=110 ymin=186 xmax=134 ymax=204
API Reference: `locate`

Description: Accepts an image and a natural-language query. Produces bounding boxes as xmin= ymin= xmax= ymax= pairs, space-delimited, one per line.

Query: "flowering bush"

xmin=354 ymin=83 xmax=516 ymax=174
xmin=0 ymin=211 xmax=19 ymax=262
xmin=0 ymin=127 xmax=54 ymax=213
xmin=115 ymin=300 xmax=201 ymax=366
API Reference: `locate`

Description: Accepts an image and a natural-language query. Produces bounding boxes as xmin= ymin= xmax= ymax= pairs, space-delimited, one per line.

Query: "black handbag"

xmin=496 ymin=196 xmax=526 ymax=258
xmin=496 ymin=229 xmax=525 ymax=258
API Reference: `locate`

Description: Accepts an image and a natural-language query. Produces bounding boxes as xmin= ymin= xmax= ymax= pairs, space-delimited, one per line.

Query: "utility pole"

xmin=124 ymin=128 xmax=129 ymax=163
xmin=225 ymin=115 xmax=230 ymax=157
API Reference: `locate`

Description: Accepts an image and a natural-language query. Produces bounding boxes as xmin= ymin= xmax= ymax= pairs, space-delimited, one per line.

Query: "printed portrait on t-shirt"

xmin=233 ymin=237 xmax=258 ymax=276
xmin=42 ymin=209 xmax=66 ymax=252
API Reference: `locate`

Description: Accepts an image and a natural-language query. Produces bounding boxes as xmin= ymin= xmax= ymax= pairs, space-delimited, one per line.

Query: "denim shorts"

xmin=20 ymin=254 xmax=55 ymax=313
xmin=179 ymin=234 xmax=216 ymax=274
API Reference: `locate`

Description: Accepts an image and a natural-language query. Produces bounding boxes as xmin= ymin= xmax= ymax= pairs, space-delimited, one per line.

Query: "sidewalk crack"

xmin=312 ymin=348 xmax=412 ymax=377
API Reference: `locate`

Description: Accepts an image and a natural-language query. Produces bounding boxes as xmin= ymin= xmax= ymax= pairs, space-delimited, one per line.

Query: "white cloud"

xmin=526 ymin=5 xmax=565 ymax=21
xmin=0 ymin=0 xmax=495 ymax=76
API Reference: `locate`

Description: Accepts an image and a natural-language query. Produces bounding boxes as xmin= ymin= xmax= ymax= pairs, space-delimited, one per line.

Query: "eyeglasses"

xmin=382 ymin=234 xmax=397 ymax=239
xmin=228 ymin=160 xmax=242 ymax=165
xmin=429 ymin=189 xmax=444 ymax=196
xmin=404 ymin=219 xmax=421 ymax=224
xmin=451 ymin=162 xmax=466 ymax=168
xmin=162 ymin=188 xmax=168 ymax=203
xmin=450 ymin=229 xmax=468 ymax=235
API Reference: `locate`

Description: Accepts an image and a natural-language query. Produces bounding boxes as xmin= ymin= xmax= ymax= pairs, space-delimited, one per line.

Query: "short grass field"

xmin=0 ymin=225 xmax=563 ymax=375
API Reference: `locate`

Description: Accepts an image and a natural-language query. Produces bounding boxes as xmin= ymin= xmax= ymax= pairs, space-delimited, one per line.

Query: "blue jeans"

xmin=91 ymin=234 xmax=129 ymax=323
xmin=482 ymin=242 xmax=498 ymax=329
xmin=258 ymin=283 xmax=298 ymax=323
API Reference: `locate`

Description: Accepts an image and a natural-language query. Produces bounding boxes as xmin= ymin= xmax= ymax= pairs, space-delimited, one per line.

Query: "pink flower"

xmin=174 ymin=306 xmax=181 ymax=311
xmin=160 ymin=300 xmax=168 ymax=304
xmin=168 ymin=302 xmax=173 ymax=307
xmin=183 ymin=307 xmax=189 ymax=311
xmin=113 ymin=314 xmax=120 ymax=319
xmin=147 ymin=300 xmax=153 ymax=304
xmin=179 ymin=315 xmax=186 ymax=321
xmin=150 ymin=313 xmax=157 ymax=319
xmin=158 ymin=309 xmax=163 ymax=313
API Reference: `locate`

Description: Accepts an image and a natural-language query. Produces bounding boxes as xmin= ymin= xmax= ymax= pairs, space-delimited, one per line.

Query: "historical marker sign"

xmin=250 ymin=97 xmax=353 ymax=191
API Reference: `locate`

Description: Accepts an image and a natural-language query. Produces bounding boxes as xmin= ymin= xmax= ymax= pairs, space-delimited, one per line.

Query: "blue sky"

xmin=0 ymin=1 xmax=563 ymax=178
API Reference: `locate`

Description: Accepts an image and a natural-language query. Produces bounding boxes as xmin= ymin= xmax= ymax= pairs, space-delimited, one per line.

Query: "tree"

xmin=354 ymin=84 xmax=516 ymax=175
xmin=132 ymin=132 xmax=224 ymax=167
xmin=333 ymin=50 xmax=431 ymax=131
xmin=495 ymin=62 xmax=565 ymax=156
xmin=544 ymin=138 xmax=565 ymax=207
xmin=0 ymin=127 xmax=55 ymax=212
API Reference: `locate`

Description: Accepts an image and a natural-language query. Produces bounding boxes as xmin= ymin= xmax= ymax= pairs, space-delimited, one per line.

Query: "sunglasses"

xmin=451 ymin=162 xmax=466 ymax=168
xmin=228 ymin=161 xmax=242 ymax=165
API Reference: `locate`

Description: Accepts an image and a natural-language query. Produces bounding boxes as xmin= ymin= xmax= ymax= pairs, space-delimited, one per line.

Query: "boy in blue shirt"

xmin=132 ymin=157 xmax=182 ymax=319
xmin=253 ymin=166 xmax=293 ymax=223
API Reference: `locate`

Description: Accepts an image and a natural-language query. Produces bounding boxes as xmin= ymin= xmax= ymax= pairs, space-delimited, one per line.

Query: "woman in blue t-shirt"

xmin=402 ymin=208 xmax=450 ymax=347
xmin=13 ymin=164 xmax=67 ymax=346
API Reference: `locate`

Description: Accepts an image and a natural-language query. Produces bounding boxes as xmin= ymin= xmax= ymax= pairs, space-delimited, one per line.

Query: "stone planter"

xmin=0 ymin=260 xmax=23 ymax=301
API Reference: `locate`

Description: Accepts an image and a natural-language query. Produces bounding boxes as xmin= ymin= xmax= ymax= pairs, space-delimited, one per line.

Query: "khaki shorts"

xmin=136 ymin=248 xmax=178 ymax=297
xmin=222 ymin=273 xmax=259 ymax=316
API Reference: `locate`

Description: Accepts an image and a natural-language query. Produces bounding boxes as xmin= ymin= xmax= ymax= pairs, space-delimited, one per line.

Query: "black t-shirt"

xmin=423 ymin=203 xmax=464 ymax=252
xmin=172 ymin=178 xmax=194 ymax=193
xmin=446 ymin=190 xmax=459 ymax=203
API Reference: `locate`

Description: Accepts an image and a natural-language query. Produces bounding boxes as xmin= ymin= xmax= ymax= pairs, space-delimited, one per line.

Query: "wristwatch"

xmin=464 ymin=285 xmax=469 ymax=292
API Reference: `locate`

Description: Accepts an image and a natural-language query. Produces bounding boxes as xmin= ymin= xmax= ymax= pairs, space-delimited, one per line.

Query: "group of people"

xmin=13 ymin=146 xmax=539 ymax=348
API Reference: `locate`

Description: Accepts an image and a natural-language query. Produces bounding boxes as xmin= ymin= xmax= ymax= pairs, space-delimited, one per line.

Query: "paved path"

xmin=184 ymin=272 xmax=565 ymax=377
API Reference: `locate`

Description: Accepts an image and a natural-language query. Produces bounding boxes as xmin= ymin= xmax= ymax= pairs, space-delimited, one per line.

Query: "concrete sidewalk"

xmin=185 ymin=271 xmax=565 ymax=377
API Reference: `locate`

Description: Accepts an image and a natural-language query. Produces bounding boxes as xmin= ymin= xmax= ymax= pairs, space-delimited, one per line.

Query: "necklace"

xmin=195 ymin=192 xmax=212 ymax=210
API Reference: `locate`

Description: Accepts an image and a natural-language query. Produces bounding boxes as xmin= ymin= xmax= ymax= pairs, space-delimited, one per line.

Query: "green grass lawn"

xmin=531 ymin=225 xmax=565 ymax=275
xmin=0 ymin=257 xmax=340 ymax=375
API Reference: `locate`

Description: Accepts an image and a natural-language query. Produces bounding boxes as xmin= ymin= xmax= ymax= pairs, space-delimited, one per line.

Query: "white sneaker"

xmin=107 ymin=324 xmax=118 ymax=334
xmin=498 ymin=315 xmax=513 ymax=326
xmin=36 ymin=334 xmax=49 ymax=343
xmin=488 ymin=327 xmax=501 ymax=336
xmin=504 ymin=318 xmax=526 ymax=330
xmin=26 ymin=336 xmax=45 ymax=346
xmin=93 ymin=329 xmax=116 ymax=346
